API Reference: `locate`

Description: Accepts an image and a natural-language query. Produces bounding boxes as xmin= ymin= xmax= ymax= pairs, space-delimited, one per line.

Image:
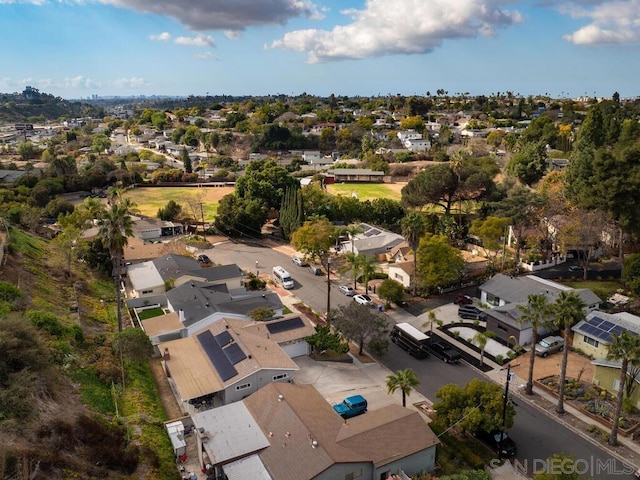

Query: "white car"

xmin=353 ymin=294 xmax=374 ymax=307
xmin=292 ymin=257 xmax=308 ymax=267
xmin=339 ymin=285 xmax=356 ymax=296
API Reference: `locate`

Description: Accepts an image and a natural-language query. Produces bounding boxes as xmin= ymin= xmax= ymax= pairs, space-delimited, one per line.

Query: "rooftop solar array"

xmin=197 ymin=330 xmax=237 ymax=381
xmin=216 ymin=330 xmax=234 ymax=346
xmin=581 ymin=316 xmax=627 ymax=343
xmin=266 ymin=316 xmax=305 ymax=334
xmin=224 ymin=342 xmax=247 ymax=364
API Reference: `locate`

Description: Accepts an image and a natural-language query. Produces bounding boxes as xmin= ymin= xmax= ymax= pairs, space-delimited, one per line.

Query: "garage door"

xmin=282 ymin=341 xmax=309 ymax=358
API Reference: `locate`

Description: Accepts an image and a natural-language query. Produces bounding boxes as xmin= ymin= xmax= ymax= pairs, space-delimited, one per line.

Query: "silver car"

xmin=535 ymin=335 xmax=565 ymax=357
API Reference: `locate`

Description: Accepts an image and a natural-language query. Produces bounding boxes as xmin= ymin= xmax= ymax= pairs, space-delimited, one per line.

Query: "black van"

xmin=390 ymin=323 xmax=430 ymax=359
xmin=458 ymin=305 xmax=487 ymax=320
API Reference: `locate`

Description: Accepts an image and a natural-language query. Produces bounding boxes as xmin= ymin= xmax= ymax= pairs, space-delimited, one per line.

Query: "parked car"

xmin=427 ymin=339 xmax=462 ymax=363
xmin=454 ymin=294 xmax=473 ymax=305
xmin=309 ymin=265 xmax=324 ymax=275
xmin=354 ymin=294 xmax=375 ymax=307
xmin=339 ymin=285 xmax=356 ymax=296
xmin=333 ymin=395 xmax=367 ymax=419
xmin=292 ymin=257 xmax=308 ymax=267
xmin=458 ymin=305 xmax=487 ymax=320
xmin=474 ymin=430 xmax=517 ymax=457
xmin=535 ymin=335 xmax=565 ymax=357
xmin=197 ymin=254 xmax=212 ymax=264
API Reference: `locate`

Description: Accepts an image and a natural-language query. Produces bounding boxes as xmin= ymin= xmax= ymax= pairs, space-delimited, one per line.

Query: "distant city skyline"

xmin=1 ymin=0 xmax=639 ymax=100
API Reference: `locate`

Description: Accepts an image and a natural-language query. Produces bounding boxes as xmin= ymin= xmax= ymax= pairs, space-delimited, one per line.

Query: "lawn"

xmin=326 ymin=182 xmax=404 ymax=202
xmin=123 ymin=186 xmax=235 ymax=221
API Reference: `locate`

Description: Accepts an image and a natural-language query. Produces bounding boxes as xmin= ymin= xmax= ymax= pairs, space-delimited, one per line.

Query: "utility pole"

xmin=326 ymin=255 xmax=332 ymax=323
xmin=500 ymin=363 xmax=518 ymax=458
xmin=198 ymin=202 xmax=206 ymax=240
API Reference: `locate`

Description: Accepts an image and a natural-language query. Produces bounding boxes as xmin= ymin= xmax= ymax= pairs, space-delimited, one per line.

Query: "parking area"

xmin=509 ymin=348 xmax=595 ymax=385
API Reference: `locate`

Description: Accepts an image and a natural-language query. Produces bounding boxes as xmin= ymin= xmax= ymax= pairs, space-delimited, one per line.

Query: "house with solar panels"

xmin=158 ymin=316 xmax=314 ymax=415
xmin=338 ymin=223 xmax=405 ymax=258
xmin=479 ymin=274 xmax=601 ymax=345
xmin=576 ymin=311 xmax=640 ymax=410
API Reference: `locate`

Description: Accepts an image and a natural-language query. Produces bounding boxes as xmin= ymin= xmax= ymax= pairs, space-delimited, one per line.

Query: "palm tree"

xmin=517 ymin=293 xmax=551 ymax=395
xmin=386 ymin=368 xmax=419 ymax=407
xmin=474 ymin=331 xmax=490 ymax=367
xmin=423 ymin=310 xmax=437 ymax=334
xmin=342 ymin=224 xmax=364 ymax=289
xmin=553 ymin=291 xmax=586 ymax=414
xmin=356 ymin=254 xmax=378 ymax=293
xmin=98 ymin=198 xmax=134 ymax=332
xmin=606 ymin=331 xmax=640 ymax=446
xmin=400 ymin=212 xmax=428 ymax=296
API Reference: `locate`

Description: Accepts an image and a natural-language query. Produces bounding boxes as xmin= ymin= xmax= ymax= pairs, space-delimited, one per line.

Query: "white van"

xmin=272 ymin=266 xmax=294 ymax=289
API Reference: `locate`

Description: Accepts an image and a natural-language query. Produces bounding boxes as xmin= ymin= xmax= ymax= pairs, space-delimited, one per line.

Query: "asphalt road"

xmin=206 ymin=239 xmax=634 ymax=478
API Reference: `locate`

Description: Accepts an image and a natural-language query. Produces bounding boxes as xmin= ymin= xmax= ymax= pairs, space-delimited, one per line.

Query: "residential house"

xmin=592 ymin=357 xmax=640 ymax=411
xmin=127 ymin=254 xmax=201 ymax=298
xmin=480 ymin=274 xmax=601 ymax=344
xmin=190 ymin=382 xmax=440 ymax=480
xmin=132 ymin=216 xmax=183 ymax=240
xmin=572 ymin=311 xmax=640 ymax=359
xmin=388 ymin=261 xmax=413 ymax=289
xmin=339 ymin=223 xmax=405 ymax=258
xmin=403 ymin=138 xmax=431 ymax=152
xmin=159 ymin=318 xmax=299 ymax=414
xmin=138 ymin=277 xmax=284 ymax=343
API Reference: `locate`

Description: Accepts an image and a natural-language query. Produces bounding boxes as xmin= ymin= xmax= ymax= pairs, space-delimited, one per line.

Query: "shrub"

xmin=368 ymin=334 xmax=389 ymax=356
xmin=27 ymin=310 xmax=65 ymax=337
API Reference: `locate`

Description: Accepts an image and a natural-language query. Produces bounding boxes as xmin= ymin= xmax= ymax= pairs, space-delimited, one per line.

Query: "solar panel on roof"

xmin=197 ymin=330 xmax=237 ymax=381
xmin=600 ymin=321 xmax=615 ymax=331
xmin=587 ymin=317 xmax=604 ymax=327
xmin=223 ymin=342 xmax=247 ymax=364
xmin=581 ymin=325 xmax=596 ymax=335
xmin=611 ymin=326 xmax=625 ymax=336
xmin=216 ymin=330 xmax=234 ymax=346
xmin=266 ymin=317 xmax=305 ymax=334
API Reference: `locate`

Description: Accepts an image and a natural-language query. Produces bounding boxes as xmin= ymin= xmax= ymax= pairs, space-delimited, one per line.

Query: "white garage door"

xmin=281 ymin=341 xmax=309 ymax=358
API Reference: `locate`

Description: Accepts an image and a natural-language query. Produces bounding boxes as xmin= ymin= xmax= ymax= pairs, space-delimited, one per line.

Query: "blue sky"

xmin=1 ymin=0 xmax=639 ymax=100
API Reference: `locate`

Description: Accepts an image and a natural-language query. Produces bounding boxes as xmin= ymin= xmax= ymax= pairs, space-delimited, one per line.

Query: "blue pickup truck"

xmin=333 ymin=395 xmax=368 ymax=419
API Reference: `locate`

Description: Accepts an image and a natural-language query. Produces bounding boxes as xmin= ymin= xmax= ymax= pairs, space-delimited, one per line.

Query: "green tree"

xmin=331 ymin=302 xmax=387 ymax=355
xmin=98 ymin=198 xmax=135 ymax=332
xmin=469 ymin=216 xmax=511 ymax=272
xmin=340 ymin=224 xmax=364 ymax=289
xmin=416 ymin=234 xmax=464 ymax=293
xmin=214 ymin=194 xmax=268 ymax=237
xmin=113 ymin=327 xmax=153 ymax=363
xmin=91 ymin=133 xmax=111 ymax=154
xmin=291 ymin=218 xmax=337 ymax=263
xmin=517 ymin=294 xmax=551 ymax=395
xmin=401 ymin=211 xmax=429 ymax=296
xmin=623 ymin=253 xmax=640 ymax=295
xmin=50 ymin=225 xmax=81 ymax=278
xmin=356 ymin=254 xmax=378 ymax=293
xmin=181 ymin=147 xmax=192 ymax=173
xmin=17 ymin=141 xmax=39 ymax=160
xmin=305 ymin=325 xmax=349 ymax=355
xmin=433 ymin=378 xmax=515 ymax=434
xmin=605 ymin=331 xmax=640 ymax=446
xmin=473 ymin=331 xmax=490 ymax=367
xmin=505 ymin=141 xmax=548 ymax=186
xmin=279 ymin=186 xmax=304 ymax=240
xmin=157 ymin=200 xmax=182 ymax=221
xmin=235 ymin=159 xmax=298 ymax=210
xmin=377 ymin=279 xmax=405 ymax=306
xmin=552 ymin=292 xmax=586 ymax=414
xmin=386 ymin=368 xmax=419 ymax=407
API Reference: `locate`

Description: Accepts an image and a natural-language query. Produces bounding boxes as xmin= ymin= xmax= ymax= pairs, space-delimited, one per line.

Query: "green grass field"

xmin=326 ymin=183 xmax=403 ymax=202
xmin=123 ymin=186 xmax=234 ymax=221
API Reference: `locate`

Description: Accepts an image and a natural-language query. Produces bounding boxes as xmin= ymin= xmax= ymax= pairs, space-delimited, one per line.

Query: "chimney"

xmin=163 ymin=348 xmax=170 ymax=360
xmin=179 ymin=310 xmax=185 ymax=323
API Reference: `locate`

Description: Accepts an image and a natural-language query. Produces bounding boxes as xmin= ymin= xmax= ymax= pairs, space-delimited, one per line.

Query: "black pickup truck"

xmin=427 ymin=339 xmax=462 ymax=364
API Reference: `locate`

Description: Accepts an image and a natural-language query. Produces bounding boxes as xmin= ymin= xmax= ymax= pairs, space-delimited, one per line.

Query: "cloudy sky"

xmin=1 ymin=0 xmax=639 ymax=99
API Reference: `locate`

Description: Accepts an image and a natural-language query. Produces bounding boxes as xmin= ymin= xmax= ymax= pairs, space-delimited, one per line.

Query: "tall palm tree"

xmin=553 ymin=291 xmax=586 ymax=414
xmin=386 ymin=368 xmax=419 ymax=407
xmin=517 ymin=293 xmax=551 ymax=395
xmin=356 ymin=254 xmax=378 ymax=293
xmin=343 ymin=251 xmax=361 ymax=290
xmin=400 ymin=212 xmax=428 ymax=296
xmin=606 ymin=331 xmax=640 ymax=446
xmin=342 ymin=224 xmax=364 ymax=289
xmin=98 ymin=198 xmax=134 ymax=332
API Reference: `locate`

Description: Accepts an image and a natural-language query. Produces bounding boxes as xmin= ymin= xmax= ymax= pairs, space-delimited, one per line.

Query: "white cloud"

xmin=559 ymin=0 xmax=640 ymax=45
xmin=174 ymin=34 xmax=215 ymax=47
xmin=270 ymin=0 xmax=522 ymax=62
xmin=150 ymin=31 xmax=171 ymax=41
xmin=64 ymin=76 xmax=98 ymax=89
xmin=112 ymin=77 xmax=147 ymax=88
